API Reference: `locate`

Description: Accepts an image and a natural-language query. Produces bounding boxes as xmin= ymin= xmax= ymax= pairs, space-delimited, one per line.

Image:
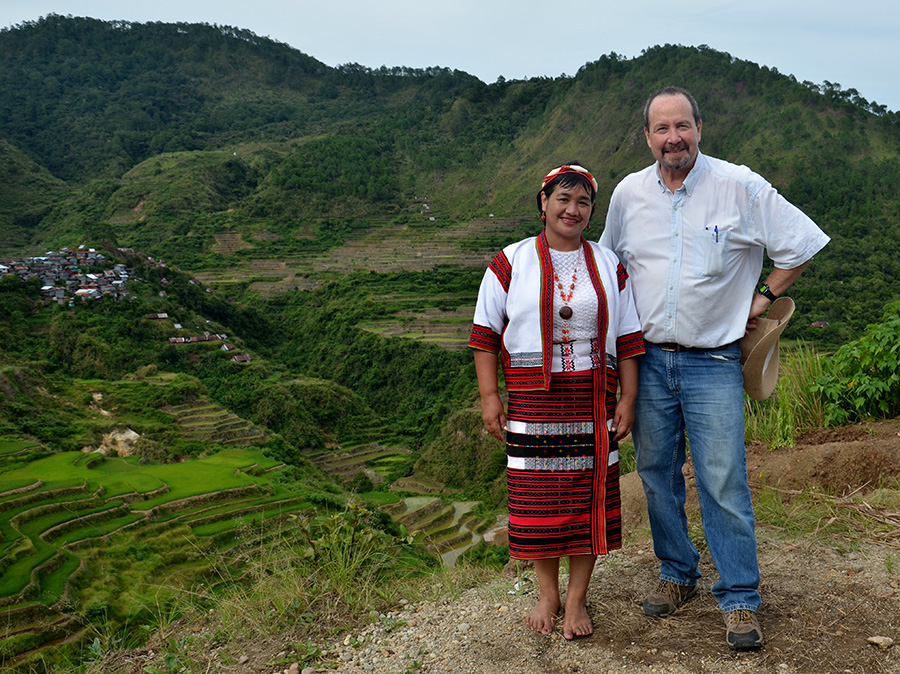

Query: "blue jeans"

xmin=633 ymin=342 xmax=760 ymax=612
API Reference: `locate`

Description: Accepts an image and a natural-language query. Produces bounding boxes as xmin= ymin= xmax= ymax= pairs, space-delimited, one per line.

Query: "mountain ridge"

xmin=2 ymin=15 xmax=900 ymax=342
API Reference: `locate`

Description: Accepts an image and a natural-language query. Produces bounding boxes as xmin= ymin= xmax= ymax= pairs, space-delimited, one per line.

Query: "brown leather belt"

xmin=649 ymin=341 xmax=730 ymax=353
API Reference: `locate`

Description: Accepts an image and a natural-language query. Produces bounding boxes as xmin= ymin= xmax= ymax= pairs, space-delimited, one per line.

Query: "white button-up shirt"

xmin=601 ymin=152 xmax=830 ymax=348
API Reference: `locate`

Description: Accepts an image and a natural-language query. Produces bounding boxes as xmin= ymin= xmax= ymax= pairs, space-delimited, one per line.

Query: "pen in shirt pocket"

xmin=704 ymin=225 xmax=720 ymax=243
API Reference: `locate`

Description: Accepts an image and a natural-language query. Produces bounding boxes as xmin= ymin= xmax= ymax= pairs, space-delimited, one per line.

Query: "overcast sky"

xmin=2 ymin=1 xmax=897 ymax=113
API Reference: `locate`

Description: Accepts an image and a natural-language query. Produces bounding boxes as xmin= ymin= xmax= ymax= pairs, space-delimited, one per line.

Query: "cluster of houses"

xmin=2 ymin=245 xmax=255 ymax=363
xmin=146 ymin=313 xmax=253 ymax=363
xmin=0 ymin=246 xmax=133 ymax=304
xmin=409 ymin=195 xmax=436 ymax=221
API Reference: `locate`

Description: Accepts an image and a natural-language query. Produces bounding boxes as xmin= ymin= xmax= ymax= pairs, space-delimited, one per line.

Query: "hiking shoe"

xmin=724 ymin=609 xmax=764 ymax=650
xmin=641 ymin=580 xmax=698 ymax=618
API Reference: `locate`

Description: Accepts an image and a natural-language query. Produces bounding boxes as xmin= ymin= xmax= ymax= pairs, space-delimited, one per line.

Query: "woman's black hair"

xmin=536 ymin=160 xmax=597 ymax=218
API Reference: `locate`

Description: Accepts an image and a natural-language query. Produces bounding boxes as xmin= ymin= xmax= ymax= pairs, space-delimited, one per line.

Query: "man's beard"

xmin=661 ymin=144 xmax=692 ymax=171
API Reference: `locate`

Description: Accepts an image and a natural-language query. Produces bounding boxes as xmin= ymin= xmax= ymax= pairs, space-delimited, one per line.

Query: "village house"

xmin=75 ymin=286 xmax=102 ymax=301
xmin=170 ymin=332 xmax=228 ymax=345
xmin=42 ymin=286 xmax=66 ymax=301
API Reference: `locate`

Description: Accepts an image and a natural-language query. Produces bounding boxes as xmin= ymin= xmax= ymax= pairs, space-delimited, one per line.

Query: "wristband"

xmin=757 ymin=283 xmax=778 ymax=301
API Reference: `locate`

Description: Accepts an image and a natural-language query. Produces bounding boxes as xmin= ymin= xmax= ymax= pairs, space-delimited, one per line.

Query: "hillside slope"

xmin=89 ymin=421 xmax=900 ymax=674
xmin=2 ymin=18 xmax=899 ymax=342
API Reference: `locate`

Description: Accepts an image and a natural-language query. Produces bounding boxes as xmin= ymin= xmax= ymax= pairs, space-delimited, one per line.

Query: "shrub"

xmin=348 ymin=471 xmax=374 ymax=493
xmin=458 ymin=540 xmax=509 ymax=570
xmin=813 ymin=301 xmax=900 ymax=426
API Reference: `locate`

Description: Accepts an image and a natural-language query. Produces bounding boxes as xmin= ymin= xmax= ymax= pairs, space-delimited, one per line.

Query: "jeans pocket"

xmin=709 ymin=347 xmax=742 ymax=364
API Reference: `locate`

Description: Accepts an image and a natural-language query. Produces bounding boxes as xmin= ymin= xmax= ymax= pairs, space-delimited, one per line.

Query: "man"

xmin=600 ymin=86 xmax=829 ymax=649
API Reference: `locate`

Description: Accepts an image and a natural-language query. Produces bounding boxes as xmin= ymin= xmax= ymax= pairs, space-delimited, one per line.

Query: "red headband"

xmin=541 ymin=164 xmax=598 ymax=194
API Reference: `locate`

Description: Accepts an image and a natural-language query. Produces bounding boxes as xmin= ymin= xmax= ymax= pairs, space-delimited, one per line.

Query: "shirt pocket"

xmin=692 ymin=226 xmax=728 ymax=277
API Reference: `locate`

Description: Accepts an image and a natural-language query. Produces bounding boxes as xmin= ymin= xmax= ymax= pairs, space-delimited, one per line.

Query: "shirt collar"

xmin=654 ymin=151 xmax=707 ymax=196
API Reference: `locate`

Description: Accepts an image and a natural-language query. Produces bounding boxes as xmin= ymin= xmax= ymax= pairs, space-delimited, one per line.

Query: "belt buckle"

xmin=658 ymin=342 xmax=679 ymax=352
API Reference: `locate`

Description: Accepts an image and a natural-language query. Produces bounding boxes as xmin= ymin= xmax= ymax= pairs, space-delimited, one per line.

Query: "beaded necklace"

xmin=552 ymin=247 xmax=580 ymax=341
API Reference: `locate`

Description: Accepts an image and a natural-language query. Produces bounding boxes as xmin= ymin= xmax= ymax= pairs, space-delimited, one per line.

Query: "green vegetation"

xmin=1 ymin=15 xmax=900 ymax=672
xmin=752 ymin=483 xmax=900 ymax=552
xmin=0 ymin=257 xmax=489 ymax=670
xmin=744 ymin=302 xmax=900 ymax=448
xmin=0 ymin=438 xmax=41 ymax=455
xmin=744 ymin=342 xmax=826 ymax=448
xmin=813 ymin=301 xmax=900 ymax=425
xmin=0 ymin=439 xmax=367 ymax=671
xmin=2 ymin=18 xmax=900 ymax=344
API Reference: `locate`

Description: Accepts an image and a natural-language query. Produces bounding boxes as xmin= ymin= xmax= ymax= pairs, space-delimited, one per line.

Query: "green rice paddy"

xmin=0 ymin=441 xmax=317 ymax=664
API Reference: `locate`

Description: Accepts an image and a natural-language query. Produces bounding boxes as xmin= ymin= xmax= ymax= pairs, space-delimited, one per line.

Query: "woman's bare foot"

xmin=562 ymin=601 xmax=593 ymax=640
xmin=525 ymin=595 xmax=561 ymax=635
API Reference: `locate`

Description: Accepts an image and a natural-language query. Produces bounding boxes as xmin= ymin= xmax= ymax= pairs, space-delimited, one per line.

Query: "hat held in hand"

xmin=740 ymin=296 xmax=795 ymax=401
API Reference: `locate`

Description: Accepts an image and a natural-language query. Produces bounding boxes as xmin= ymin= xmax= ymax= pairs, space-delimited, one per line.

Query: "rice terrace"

xmin=0 ymin=437 xmax=296 ymax=660
xmin=0 ymin=381 xmax=497 ymax=668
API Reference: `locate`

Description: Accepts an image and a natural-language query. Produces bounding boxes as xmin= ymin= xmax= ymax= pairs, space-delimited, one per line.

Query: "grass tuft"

xmin=744 ymin=342 xmax=825 ymax=448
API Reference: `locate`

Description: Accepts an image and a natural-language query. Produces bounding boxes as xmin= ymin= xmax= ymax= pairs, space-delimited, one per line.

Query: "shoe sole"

xmin=727 ymin=635 xmax=764 ymax=650
xmin=641 ymin=601 xmax=674 ymax=618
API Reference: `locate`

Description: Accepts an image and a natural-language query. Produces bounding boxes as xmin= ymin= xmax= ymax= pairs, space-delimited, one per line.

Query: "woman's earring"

xmin=540 ymin=211 xmax=546 ymax=222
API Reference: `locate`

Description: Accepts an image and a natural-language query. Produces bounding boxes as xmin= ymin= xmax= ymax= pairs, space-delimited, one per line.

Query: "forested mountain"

xmin=2 ymin=16 xmax=899 ymax=345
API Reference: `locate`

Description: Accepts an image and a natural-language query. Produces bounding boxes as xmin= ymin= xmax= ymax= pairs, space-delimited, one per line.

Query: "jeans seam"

xmin=722 ymin=603 xmax=759 ymax=613
xmin=659 ymin=575 xmax=696 ymax=588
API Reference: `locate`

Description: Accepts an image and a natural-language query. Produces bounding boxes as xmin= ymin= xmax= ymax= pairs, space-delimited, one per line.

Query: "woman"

xmin=469 ymin=162 xmax=644 ymax=639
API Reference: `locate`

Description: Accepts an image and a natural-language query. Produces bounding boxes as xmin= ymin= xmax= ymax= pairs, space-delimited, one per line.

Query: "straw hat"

xmin=740 ymin=296 xmax=795 ymax=401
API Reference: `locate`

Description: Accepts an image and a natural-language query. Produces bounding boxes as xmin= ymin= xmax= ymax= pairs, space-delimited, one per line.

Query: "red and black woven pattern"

xmin=616 ymin=330 xmax=645 ymax=361
xmin=468 ymin=324 xmax=501 ymax=352
xmin=504 ymin=370 xmax=620 ymax=559
xmin=487 ymin=250 xmax=512 ymax=291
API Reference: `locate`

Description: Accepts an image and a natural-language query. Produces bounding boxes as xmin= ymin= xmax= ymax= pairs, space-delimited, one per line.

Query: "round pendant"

xmin=559 ymin=306 xmax=573 ymax=320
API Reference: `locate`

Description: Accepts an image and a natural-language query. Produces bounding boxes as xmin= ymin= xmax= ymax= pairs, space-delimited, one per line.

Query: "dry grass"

xmin=753 ymin=482 xmax=900 ymax=549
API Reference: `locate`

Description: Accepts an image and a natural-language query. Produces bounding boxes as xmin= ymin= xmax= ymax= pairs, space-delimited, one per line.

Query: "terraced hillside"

xmin=189 ymin=216 xmax=529 ymax=354
xmin=165 ymin=400 xmax=268 ymax=447
xmin=0 ymin=445 xmax=308 ymax=668
xmin=381 ymin=496 xmax=489 ymax=565
xmin=309 ymin=447 xmax=492 ymax=565
xmin=358 ymin=303 xmax=475 ymax=351
xmin=307 ymin=442 xmax=413 ymax=484
xmin=192 ymin=216 xmax=532 ymax=296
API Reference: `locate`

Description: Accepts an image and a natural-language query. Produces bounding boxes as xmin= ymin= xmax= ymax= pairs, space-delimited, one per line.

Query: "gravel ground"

xmin=323 ymin=568 xmax=796 ymax=674
xmin=321 ymin=535 xmax=899 ymax=674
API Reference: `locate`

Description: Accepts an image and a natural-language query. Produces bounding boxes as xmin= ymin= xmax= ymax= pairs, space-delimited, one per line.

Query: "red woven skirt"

xmin=505 ymin=370 xmax=620 ymax=560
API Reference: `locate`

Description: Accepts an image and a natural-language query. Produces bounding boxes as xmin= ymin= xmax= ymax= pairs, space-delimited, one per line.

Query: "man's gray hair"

xmin=643 ymin=86 xmax=702 ymax=130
